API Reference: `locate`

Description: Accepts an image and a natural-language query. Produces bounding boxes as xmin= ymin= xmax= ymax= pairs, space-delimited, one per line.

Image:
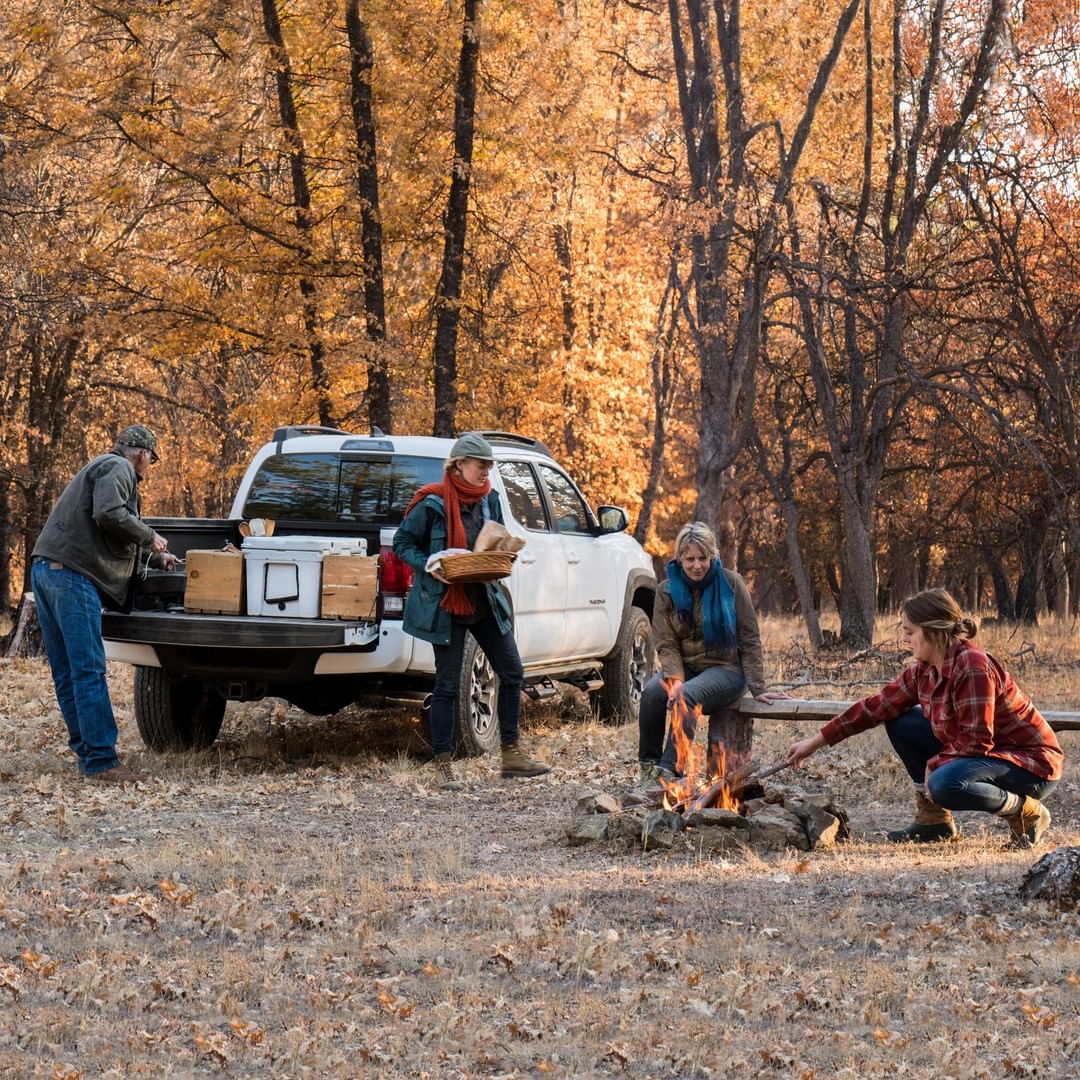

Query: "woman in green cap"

xmin=394 ymin=432 xmax=550 ymax=789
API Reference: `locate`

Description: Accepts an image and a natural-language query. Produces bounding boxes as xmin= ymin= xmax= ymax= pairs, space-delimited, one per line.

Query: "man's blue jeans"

xmin=32 ymin=559 xmax=121 ymax=776
xmin=430 ymin=613 xmax=524 ymax=757
xmin=638 ymin=666 xmax=747 ymax=773
xmin=885 ymin=707 xmax=1058 ymax=813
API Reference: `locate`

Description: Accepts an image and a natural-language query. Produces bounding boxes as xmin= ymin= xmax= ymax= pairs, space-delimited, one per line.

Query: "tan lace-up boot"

xmin=624 ymin=763 xmax=663 ymax=805
xmin=432 ymin=753 xmax=463 ymax=791
xmin=500 ymin=743 xmax=551 ymax=779
xmin=886 ymin=790 xmax=959 ymax=843
xmin=1001 ymin=795 xmax=1051 ymax=849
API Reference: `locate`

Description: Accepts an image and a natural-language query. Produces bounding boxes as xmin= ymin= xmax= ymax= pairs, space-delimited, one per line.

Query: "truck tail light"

xmin=378 ymin=544 xmax=413 ymax=619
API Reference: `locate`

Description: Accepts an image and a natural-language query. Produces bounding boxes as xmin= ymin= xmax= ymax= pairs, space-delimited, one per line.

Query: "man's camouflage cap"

xmin=117 ymin=424 xmax=160 ymax=463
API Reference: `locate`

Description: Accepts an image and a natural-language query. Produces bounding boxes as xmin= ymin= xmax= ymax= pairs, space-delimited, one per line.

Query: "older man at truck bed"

xmin=31 ymin=424 xmax=177 ymax=784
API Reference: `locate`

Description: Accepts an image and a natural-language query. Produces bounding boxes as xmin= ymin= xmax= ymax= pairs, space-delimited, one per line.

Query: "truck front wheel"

xmin=594 ymin=605 xmax=654 ymax=723
xmin=134 ymin=666 xmax=226 ymax=752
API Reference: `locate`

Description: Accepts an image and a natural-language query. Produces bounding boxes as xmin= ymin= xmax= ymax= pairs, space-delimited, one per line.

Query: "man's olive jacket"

xmin=32 ymin=451 xmax=158 ymax=607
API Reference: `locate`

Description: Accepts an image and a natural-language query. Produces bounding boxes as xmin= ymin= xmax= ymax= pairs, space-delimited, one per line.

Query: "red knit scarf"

xmin=404 ymin=469 xmax=492 ymax=616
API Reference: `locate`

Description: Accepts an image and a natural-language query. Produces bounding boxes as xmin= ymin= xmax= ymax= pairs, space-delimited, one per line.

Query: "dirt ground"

xmin=1 ymin=646 xmax=1078 ymax=1079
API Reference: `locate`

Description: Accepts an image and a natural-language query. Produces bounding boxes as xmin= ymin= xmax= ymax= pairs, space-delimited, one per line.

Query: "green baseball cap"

xmin=449 ymin=432 xmax=495 ymax=462
xmin=117 ymin=423 xmax=160 ymax=463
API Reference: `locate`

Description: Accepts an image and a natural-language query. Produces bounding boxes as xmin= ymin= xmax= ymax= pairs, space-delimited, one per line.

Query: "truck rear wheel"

xmin=134 ymin=666 xmax=226 ymax=752
xmin=594 ymin=605 xmax=654 ymax=723
xmin=454 ymin=633 xmax=502 ymax=757
xmin=418 ymin=633 xmax=502 ymax=758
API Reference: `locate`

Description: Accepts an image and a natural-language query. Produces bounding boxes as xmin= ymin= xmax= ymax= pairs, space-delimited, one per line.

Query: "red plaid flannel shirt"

xmin=820 ymin=641 xmax=1063 ymax=780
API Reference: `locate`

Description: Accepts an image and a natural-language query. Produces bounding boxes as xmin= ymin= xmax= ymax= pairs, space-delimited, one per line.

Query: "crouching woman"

xmin=394 ymin=432 xmax=550 ymax=790
xmin=785 ymin=588 xmax=1064 ymax=847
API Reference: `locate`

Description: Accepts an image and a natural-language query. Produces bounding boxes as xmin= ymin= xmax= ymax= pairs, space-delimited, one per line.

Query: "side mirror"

xmin=597 ymin=506 xmax=629 ymax=534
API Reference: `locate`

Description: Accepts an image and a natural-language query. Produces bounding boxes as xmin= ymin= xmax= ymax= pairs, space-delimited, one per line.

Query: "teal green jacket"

xmin=393 ymin=491 xmax=512 ymax=645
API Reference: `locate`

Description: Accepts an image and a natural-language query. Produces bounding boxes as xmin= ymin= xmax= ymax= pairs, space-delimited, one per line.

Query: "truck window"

xmin=340 ymin=456 xmax=444 ymax=523
xmin=242 ymin=453 xmax=341 ymax=521
xmin=497 ymin=461 xmax=549 ymax=531
xmin=537 ymin=464 xmax=594 ymax=534
xmin=242 ymin=453 xmax=443 ymax=523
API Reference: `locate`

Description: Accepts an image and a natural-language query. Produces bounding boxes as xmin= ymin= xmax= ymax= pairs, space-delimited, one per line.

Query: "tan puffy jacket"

xmin=652 ymin=569 xmax=766 ymax=697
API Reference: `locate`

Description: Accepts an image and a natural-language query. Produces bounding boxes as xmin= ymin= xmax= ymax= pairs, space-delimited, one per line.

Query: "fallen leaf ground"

xmin=1 ymin=624 xmax=1078 ymax=1079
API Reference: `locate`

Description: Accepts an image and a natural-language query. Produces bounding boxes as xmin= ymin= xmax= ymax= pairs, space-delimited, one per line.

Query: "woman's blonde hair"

xmin=673 ymin=521 xmax=719 ymax=563
xmin=900 ymin=588 xmax=978 ymax=652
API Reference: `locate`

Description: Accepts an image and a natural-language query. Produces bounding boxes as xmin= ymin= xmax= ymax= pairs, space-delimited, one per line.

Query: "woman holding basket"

xmin=394 ymin=432 xmax=550 ymax=789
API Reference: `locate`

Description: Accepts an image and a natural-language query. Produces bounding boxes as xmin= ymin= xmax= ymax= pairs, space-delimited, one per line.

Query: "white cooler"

xmin=242 ymin=536 xmax=366 ymax=618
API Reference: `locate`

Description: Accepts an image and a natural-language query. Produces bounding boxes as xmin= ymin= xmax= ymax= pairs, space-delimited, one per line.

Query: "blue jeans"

xmin=638 ymin=666 xmax=747 ymax=773
xmin=32 ymin=559 xmax=121 ymax=776
xmin=885 ymin=707 xmax=1058 ymax=813
xmin=430 ymin=614 xmax=524 ymax=756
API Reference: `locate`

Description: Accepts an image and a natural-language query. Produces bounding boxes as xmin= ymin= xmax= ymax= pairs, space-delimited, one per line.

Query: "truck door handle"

xmin=519 ymin=554 xmax=536 ymax=564
xmin=567 ymin=554 xmax=581 ymax=565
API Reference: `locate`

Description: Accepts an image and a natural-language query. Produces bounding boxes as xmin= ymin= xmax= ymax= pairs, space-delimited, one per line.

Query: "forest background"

xmin=1 ymin=0 xmax=1078 ymax=648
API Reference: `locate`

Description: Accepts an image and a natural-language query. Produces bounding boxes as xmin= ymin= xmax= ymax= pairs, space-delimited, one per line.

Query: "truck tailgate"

xmin=102 ymin=611 xmax=379 ymax=649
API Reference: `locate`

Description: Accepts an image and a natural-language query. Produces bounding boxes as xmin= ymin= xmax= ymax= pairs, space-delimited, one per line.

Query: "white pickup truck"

xmin=103 ymin=428 xmax=657 ymax=756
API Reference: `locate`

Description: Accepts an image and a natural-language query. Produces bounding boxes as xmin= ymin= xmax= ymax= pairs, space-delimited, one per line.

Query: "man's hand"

xmin=430 ymin=569 xmax=450 ymax=585
xmin=159 ymin=552 xmax=180 ymax=571
xmin=755 ymin=690 xmax=791 ymax=704
xmin=150 ymin=531 xmax=169 ymax=554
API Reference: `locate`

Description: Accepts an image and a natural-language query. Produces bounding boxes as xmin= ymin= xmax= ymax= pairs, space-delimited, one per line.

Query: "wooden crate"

xmin=321 ymin=553 xmax=379 ymax=620
xmin=184 ymin=549 xmax=245 ymax=615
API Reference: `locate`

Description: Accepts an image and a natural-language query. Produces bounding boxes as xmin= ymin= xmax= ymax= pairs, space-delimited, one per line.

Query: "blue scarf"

xmin=666 ymin=557 xmax=738 ymax=656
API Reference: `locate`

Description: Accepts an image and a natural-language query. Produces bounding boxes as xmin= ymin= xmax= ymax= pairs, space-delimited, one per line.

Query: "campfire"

xmin=565 ymin=693 xmax=851 ymax=854
xmin=658 ymin=695 xmax=760 ymax=815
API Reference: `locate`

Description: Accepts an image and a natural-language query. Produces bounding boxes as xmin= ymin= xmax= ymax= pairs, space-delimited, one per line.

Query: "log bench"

xmin=732 ymin=696 xmax=1080 ymax=732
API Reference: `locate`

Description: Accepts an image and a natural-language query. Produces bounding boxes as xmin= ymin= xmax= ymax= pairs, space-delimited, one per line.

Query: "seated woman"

xmin=785 ymin=588 xmax=1064 ymax=847
xmin=628 ymin=521 xmax=787 ymax=796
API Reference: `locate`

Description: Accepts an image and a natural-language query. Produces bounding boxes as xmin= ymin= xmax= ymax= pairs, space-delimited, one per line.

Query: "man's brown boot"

xmin=501 ymin=743 xmax=551 ymax=779
xmin=887 ymin=790 xmax=959 ymax=843
xmin=1001 ymin=795 xmax=1051 ymax=849
xmin=85 ymin=763 xmax=143 ymax=785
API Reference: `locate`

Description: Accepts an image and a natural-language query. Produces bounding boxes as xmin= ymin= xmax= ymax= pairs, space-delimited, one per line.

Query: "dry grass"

xmin=1 ymin=615 xmax=1078 ymax=1078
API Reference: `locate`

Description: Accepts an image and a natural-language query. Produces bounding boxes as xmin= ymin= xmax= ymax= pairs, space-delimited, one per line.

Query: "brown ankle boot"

xmin=1002 ymin=795 xmax=1050 ymax=849
xmin=501 ymin=743 xmax=551 ymax=779
xmin=887 ymin=790 xmax=959 ymax=843
xmin=432 ymin=753 xmax=463 ymax=791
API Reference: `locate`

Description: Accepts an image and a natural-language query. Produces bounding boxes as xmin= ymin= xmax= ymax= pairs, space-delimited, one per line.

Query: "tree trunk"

xmin=1014 ymin=519 xmax=1043 ymax=625
xmin=345 ymin=0 xmax=392 ymax=434
xmin=635 ymin=260 xmax=681 ymax=546
xmin=6 ymin=593 xmax=43 ymax=658
xmin=667 ymin=0 xmax=859 ymax=530
xmin=981 ymin=543 xmax=1015 ymax=620
xmin=0 ymin=482 xmax=11 ymax=612
xmin=261 ymin=0 xmax=334 ymax=428
xmin=432 ymin=0 xmax=481 ymax=437
xmin=1047 ymin=531 xmax=1068 ymax=618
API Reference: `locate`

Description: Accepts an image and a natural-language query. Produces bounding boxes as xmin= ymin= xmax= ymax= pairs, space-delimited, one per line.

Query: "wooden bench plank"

xmin=733 ymin=697 xmax=1080 ymax=732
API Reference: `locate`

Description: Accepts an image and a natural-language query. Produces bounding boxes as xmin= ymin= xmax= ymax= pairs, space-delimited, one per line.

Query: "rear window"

xmin=242 ymin=453 xmax=444 ymax=524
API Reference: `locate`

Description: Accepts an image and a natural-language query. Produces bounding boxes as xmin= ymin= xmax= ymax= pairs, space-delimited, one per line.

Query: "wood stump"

xmin=5 ymin=593 xmax=44 ymax=658
xmin=707 ymin=707 xmax=754 ymax=773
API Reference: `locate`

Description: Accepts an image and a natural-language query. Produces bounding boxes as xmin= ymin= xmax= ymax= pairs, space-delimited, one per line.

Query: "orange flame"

xmin=660 ymin=683 xmax=739 ymax=813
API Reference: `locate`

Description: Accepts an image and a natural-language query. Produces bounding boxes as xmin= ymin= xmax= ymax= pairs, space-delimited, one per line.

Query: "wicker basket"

xmin=440 ymin=551 xmax=516 ymax=583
